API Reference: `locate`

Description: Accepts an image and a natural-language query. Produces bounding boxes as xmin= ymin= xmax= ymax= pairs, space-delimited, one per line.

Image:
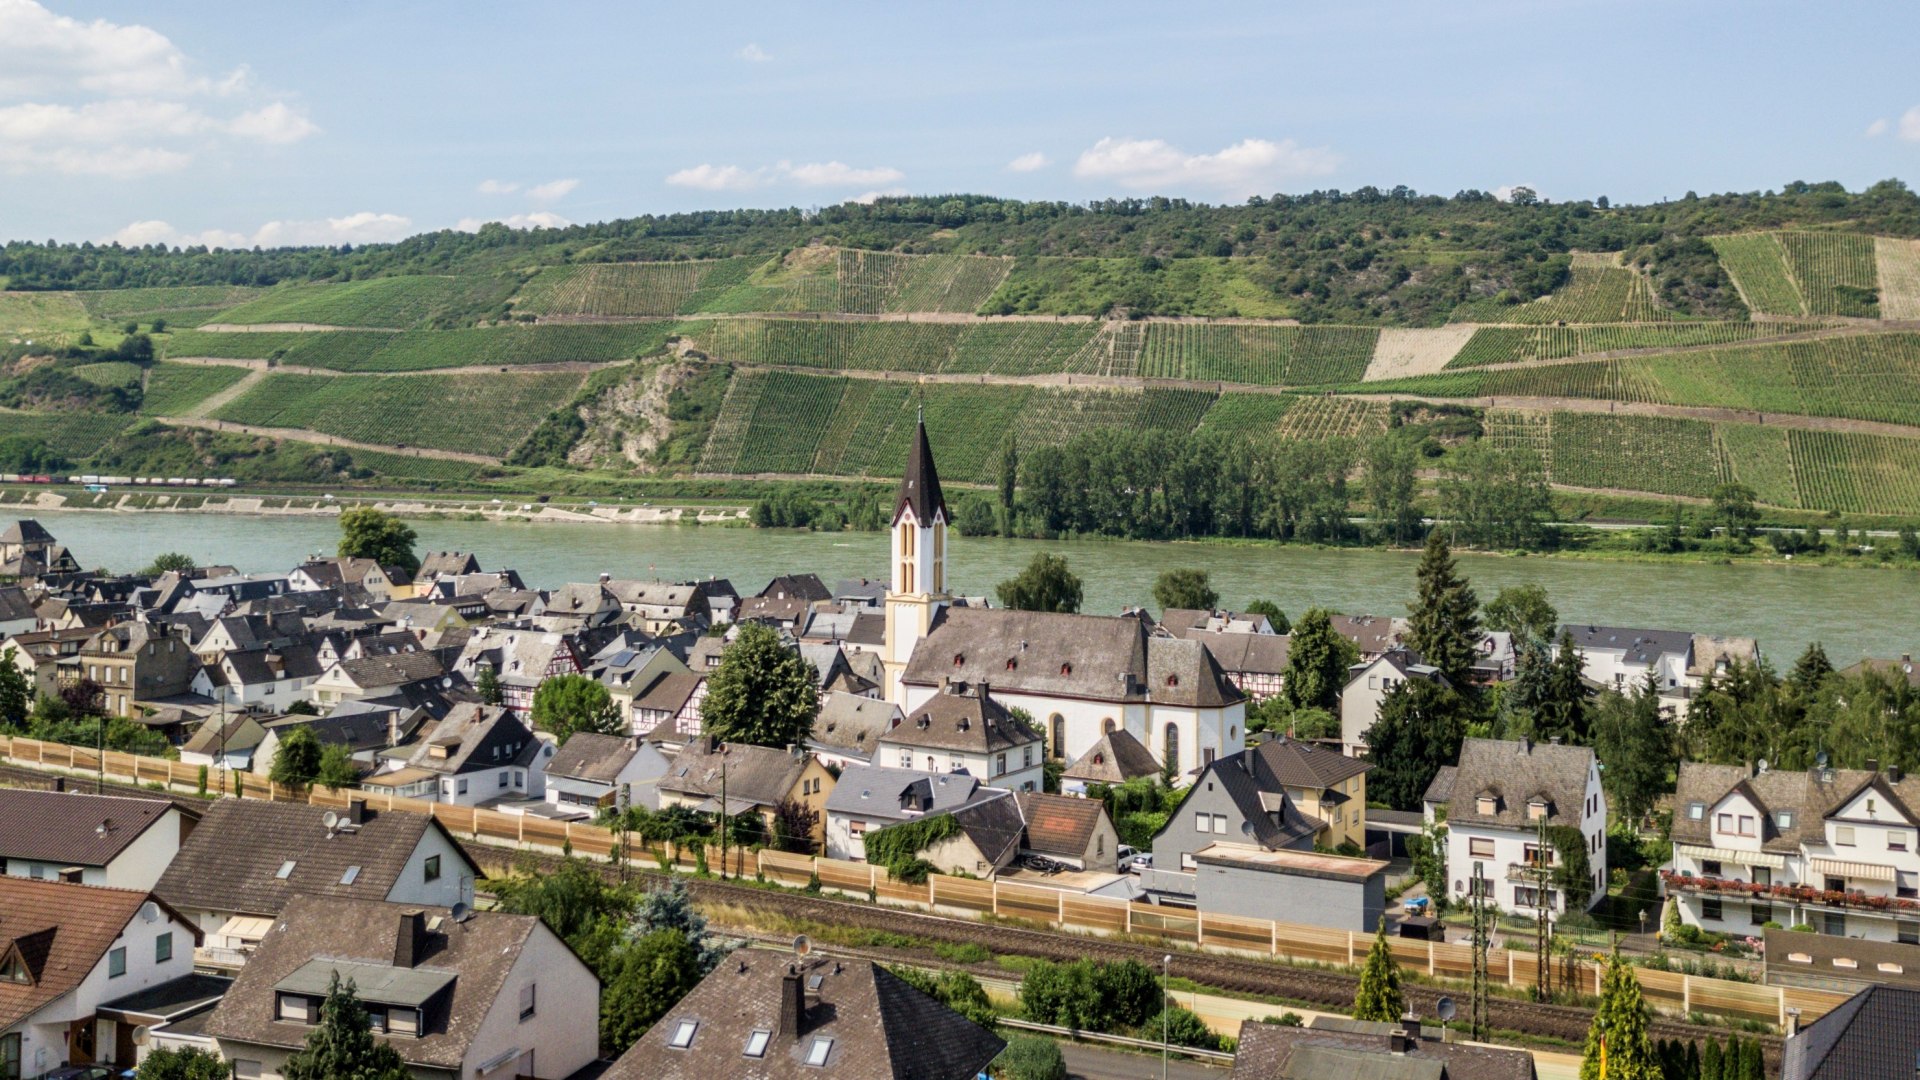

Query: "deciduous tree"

xmin=996 ymin=552 xmax=1083 ymax=613
xmin=1283 ymin=608 xmax=1357 ymax=713
xmin=337 ymin=507 xmax=419 ymax=575
xmin=701 ymin=622 xmax=821 ymax=747
xmin=531 ymin=674 xmax=624 ymax=745
xmin=1483 ymin=583 xmax=1557 ymax=644
xmin=281 ymin=974 xmax=411 ymax=1080
xmin=1152 ymin=568 xmax=1218 ymax=612
xmin=269 ymin=725 xmax=324 ymax=787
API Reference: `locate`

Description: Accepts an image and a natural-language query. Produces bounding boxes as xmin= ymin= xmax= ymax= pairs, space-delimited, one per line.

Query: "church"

xmin=880 ymin=419 xmax=1246 ymax=781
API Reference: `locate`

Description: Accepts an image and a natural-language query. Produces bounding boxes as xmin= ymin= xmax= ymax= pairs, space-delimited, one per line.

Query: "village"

xmin=0 ymin=422 xmax=1912 ymax=1080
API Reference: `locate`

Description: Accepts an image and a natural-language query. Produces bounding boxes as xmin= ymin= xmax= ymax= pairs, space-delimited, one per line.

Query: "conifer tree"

xmin=1406 ymin=532 xmax=1480 ymax=687
xmin=282 ymin=974 xmax=410 ymax=1080
xmin=1579 ymin=949 xmax=1659 ymax=1080
xmin=1352 ymin=924 xmax=1405 ymax=1022
xmin=1540 ymin=629 xmax=1589 ymax=744
xmin=1702 ymin=1034 xmax=1721 ymax=1080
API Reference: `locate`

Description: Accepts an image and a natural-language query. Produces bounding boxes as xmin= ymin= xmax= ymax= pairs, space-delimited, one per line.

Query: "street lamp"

xmin=1162 ymin=953 xmax=1172 ymax=1080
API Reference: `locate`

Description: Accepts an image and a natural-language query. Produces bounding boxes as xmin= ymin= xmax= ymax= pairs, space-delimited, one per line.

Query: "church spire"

xmin=894 ymin=415 xmax=947 ymax=526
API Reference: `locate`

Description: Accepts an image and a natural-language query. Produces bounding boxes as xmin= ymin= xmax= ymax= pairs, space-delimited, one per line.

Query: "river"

xmin=17 ymin=509 xmax=1916 ymax=664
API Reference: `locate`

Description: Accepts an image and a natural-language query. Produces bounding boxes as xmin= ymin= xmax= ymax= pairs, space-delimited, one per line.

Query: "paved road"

xmin=1060 ymin=1043 xmax=1229 ymax=1080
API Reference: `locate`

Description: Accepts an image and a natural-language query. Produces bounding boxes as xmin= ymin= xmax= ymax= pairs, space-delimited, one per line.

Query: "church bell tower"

xmin=883 ymin=413 xmax=950 ymax=703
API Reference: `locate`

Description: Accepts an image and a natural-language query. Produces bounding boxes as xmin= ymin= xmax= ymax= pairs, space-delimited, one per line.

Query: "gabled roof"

xmin=0 ymin=789 xmax=182 ymax=867
xmin=603 ymin=955 xmax=1002 ymax=1080
xmin=823 ymin=765 xmax=1002 ymax=821
xmin=1671 ymin=763 xmax=1920 ymax=854
xmin=1232 ymin=1021 xmax=1535 ymax=1080
xmin=546 ymin=732 xmax=640 ymax=784
xmin=893 ymin=418 xmax=947 ymax=527
xmin=884 ymin=683 xmax=1040 ymax=755
xmin=949 ymin=795 xmax=1027 ymax=867
xmin=1199 ymin=751 xmax=1323 ymax=849
xmin=810 ymin=692 xmax=901 ymax=757
xmin=1016 ymin=791 xmax=1107 ymax=857
xmin=153 ymin=799 xmax=476 ymax=918
xmin=203 ymin=895 xmax=553 ymax=1070
xmin=1061 ymin=729 xmax=1161 ymax=785
xmin=394 ymin=703 xmax=539 ymax=776
xmin=905 ymin=606 xmax=1243 ymax=706
xmin=416 ymin=551 xmax=482 ymax=578
xmin=1444 ymin=738 xmax=1595 ymax=829
xmin=1782 ymin=985 xmax=1920 ymax=1080
xmin=1558 ymin=624 xmax=1694 ymax=665
xmin=0 ymin=519 xmax=55 ymax=546
xmin=1249 ymin=737 xmax=1373 ymax=791
xmin=659 ymin=739 xmax=810 ymax=809
xmin=0 ymin=879 xmax=193 ymax=1031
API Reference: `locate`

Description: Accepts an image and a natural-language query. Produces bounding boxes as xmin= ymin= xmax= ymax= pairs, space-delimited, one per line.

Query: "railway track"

xmin=471 ymin=846 xmax=1779 ymax=1058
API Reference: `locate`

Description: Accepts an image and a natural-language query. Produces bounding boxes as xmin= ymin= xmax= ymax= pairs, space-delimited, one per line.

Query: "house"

xmin=629 ymin=671 xmax=707 ymax=736
xmin=1188 ymin=630 xmax=1292 ymax=702
xmin=898 ymin=607 xmax=1246 ymax=783
xmin=288 ymin=558 xmax=401 ymax=603
xmin=657 ymin=739 xmax=836 ymax=851
xmin=800 ymin=642 xmax=880 ymax=698
xmin=0 ymin=586 xmax=37 ymax=637
xmin=0 ymin=879 xmax=202 ymax=1075
xmin=0 ymin=790 xmax=195 ymax=890
xmin=60 ymin=621 xmax=201 ymax=719
xmin=1780 ymin=984 xmax=1920 ymax=1080
xmin=601 ymin=953 xmax=1001 ymax=1080
xmin=820 ymin=766 xmax=1009 ymax=861
xmin=1239 ymin=737 xmax=1373 ymax=851
xmin=451 ymin=627 xmax=579 ymax=716
xmin=1340 ymin=648 xmax=1449 ymax=756
xmin=1667 ymin=761 xmax=1920 ymax=942
xmin=1231 ymin=1017 xmax=1536 ymax=1080
xmin=1430 ymin=738 xmax=1607 ymax=916
xmin=1060 ymin=729 xmax=1162 ymax=796
xmin=537 ymin=582 xmax=622 ymax=629
xmin=920 ymin=796 xmax=1030 ymax=877
xmin=1016 ymin=791 xmax=1119 ymax=872
xmin=180 ymin=713 xmax=272 ymax=771
xmin=152 ymin=799 xmax=479 ymax=966
xmin=365 ymin=704 xmax=554 ymax=806
xmin=1559 ymin=624 xmax=1695 ymax=691
xmin=1840 ymin=654 xmax=1920 ymax=690
xmin=192 ymin=644 xmax=325 ymax=711
xmin=1330 ymin=615 xmax=1403 ymax=661
xmin=253 ymin=707 xmax=425 ymax=778
xmin=601 ymin=580 xmax=709 ymax=635
xmin=416 ymin=551 xmax=482 ymax=582
xmin=807 ymin=692 xmax=902 ymax=771
xmin=202 ymin=895 xmax=598 ymax=1080
xmin=877 ymin=680 xmax=1044 ymax=792
xmin=1147 ymin=743 xmax=1387 ymax=928
xmin=542 ymin=733 xmax=672 ymax=817
xmin=3 ymin=627 xmax=95 ymax=698
xmin=1160 ymin=608 xmax=1282 ymax=638
xmin=310 ymin=650 xmax=450 ymax=709
xmin=0 ymin=519 xmax=80 ymax=580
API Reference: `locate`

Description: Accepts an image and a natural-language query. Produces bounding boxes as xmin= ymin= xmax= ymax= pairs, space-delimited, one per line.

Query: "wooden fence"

xmin=0 ymin=735 xmax=1850 ymax=1028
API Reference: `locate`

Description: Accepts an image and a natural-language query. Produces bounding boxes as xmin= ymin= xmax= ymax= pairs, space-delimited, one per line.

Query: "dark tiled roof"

xmin=884 ymin=685 xmax=1039 ymax=755
xmin=547 ymin=732 xmax=639 ymax=783
xmin=1249 ymin=737 xmax=1373 ymax=791
xmin=1016 ymin=791 xmax=1105 ymax=857
xmin=951 ymin=795 xmax=1027 ymax=867
xmin=660 ymin=740 xmax=809 ymax=808
xmin=893 ymin=418 xmax=948 ymax=529
xmin=0 ymin=879 xmax=181 ymax=1031
xmin=1193 ymin=629 xmax=1293 ymax=675
xmin=335 ymin=649 xmax=447 ymax=688
xmin=1445 ymin=739 xmax=1594 ymax=828
xmin=1782 ymin=985 xmax=1920 ymax=1080
xmin=632 ymin=671 xmax=703 ymax=713
xmin=0 ymin=519 xmax=55 ymax=545
xmin=202 ymin=895 xmax=545 ymax=1070
xmin=1062 ymin=729 xmax=1162 ymax=785
xmin=1671 ymin=763 xmax=1920 ymax=854
xmin=1558 ymin=624 xmax=1694 ymax=665
xmin=0 ymin=789 xmax=179 ymax=867
xmin=1423 ymin=765 xmax=1458 ymax=806
xmin=1232 ymin=1021 xmax=1535 ymax=1080
xmin=1203 ymin=752 xmax=1323 ymax=849
xmin=153 ymin=800 xmax=473 ymax=917
xmin=758 ymin=573 xmax=831 ymax=603
xmin=822 ymin=766 xmax=1000 ymax=821
xmin=810 ymin=693 xmax=901 ymax=757
xmin=605 ymin=956 xmax=1001 ymax=1080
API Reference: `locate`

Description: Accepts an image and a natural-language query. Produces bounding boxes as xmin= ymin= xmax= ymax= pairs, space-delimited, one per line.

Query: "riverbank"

xmin=0 ymin=484 xmax=752 ymax=526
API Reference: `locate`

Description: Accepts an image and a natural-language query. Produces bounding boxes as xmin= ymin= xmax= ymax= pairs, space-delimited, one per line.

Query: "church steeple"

xmin=894 ymin=411 xmax=947 ymax=529
xmin=882 ymin=415 xmax=950 ymax=704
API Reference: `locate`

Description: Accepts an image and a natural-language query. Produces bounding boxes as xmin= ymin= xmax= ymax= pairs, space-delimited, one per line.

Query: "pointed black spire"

xmin=894 ymin=416 xmax=947 ymax=525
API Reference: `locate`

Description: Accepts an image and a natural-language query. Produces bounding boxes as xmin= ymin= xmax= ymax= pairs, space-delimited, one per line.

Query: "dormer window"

xmin=1527 ymin=800 xmax=1548 ymax=822
xmin=1006 ymin=658 xmax=1017 ymax=670
xmin=1166 ymin=674 xmax=1179 ymax=687
xmin=0 ymin=951 xmax=31 ymax=984
xmin=1060 ymin=663 xmax=1072 ymax=676
xmin=1477 ymin=796 xmax=1497 ymax=815
xmin=953 ymin=653 xmax=965 ymax=666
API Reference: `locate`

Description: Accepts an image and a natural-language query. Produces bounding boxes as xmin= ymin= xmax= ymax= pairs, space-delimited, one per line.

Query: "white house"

xmin=1426 ymin=738 xmax=1607 ymax=916
xmin=191 ymin=645 xmax=324 ymax=711
xmin=0 ymin=878 xmax=200 ymax=1076
xmin=877 ymin=681 xmax=1045 ymax=793
xmin=542 ymin=733 xmax=671 ymax=816
xmin=820 ymin=765 xmax=1010 ymax=861
xmin=1339 ymin=649 xmax=1449 ymax=757
xmin=1559 ymin=624 xmax=1695 ymax=692
xmin=0 ymin=789 xmax=194 ymax=891
xmin=363 ymin=704 xmax=554 ymax=806
xmin=1667 ymin=762 xmax=1920 ymax=943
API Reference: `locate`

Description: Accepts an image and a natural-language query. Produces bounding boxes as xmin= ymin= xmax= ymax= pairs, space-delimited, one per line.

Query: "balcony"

xmin=1661 ymin=870 xmax=1920 ymax=916
xmin=1506 ymin=861 xmax=1557 ymax=884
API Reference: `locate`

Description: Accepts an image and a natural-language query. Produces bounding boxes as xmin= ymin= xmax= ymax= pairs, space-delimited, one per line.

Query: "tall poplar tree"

xmin=1283 ymin=607 xmax=1358 ymax=713
xmin=1406 ymin=532 xmax=1480 ymax=687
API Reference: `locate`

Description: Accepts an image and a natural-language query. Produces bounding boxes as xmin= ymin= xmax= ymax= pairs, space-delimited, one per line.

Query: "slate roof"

xmin=810 ymin=692 xmax=902 ymax=759
xmin=1558 ymin=624 xmax=1694 ymax=665
xmin=264 ymin=708 xmax=409 ymax=754
xmin=1199 ymin=750 xmax=1324 ymax=849
xmin=0 ymin=879 xmax=189 ymax=1031
xmin=333 ymin=649 xmax=447 ymax=689
xmin=1688 ymin=634 xmax=1759 ymax=678
xmin=659 ymin=739 xmax=809 ymax=809
xmin=1423 ymin=765 xmax=1458 ymax=807
xmin=893 ymin=417 xmax=948 ymax=529
xmin=153 ymin=799 xmax=474 ymax=917
xmin=1192 ymin=629 xmax=1293 ymax=675
xmin=0 ymin=519 xmax=55 ymax=545
xmin=417 ymin=551 xmax=482 ymax=578
xmin=0 ymin=586 xmax=37 ymax=622
xmin=1782 ymin=984 xmax=1920 ymax=1080
xmin=948 ymin=795 xmax=1027 ymax=868
xmin=884 ymin=683 xmax=1040 ymax=755
xmin=758 ymin=573 xmax=831 ymax=603
xmin=604 ymin=955 xmax=1002 ymax=1080
xmin=1232 ymin=1021 xmax=1536 ymax=1080
xmin=547 ymin=732 xmax=640 ymax=784
xmin=1016 ymin=791 xmax=1106 ymax=857
xmin=823 ymin=766 xmax=1003 ymax=822
xmin=222 ymin=643 xmax=324 ymax=685
xmin=1248 ymin=737 xmax=1373 ymax=791
xmin=632 ymin=670 xmax=703 ymax=714
xmin=1061 ymin=729 xmax=1162 ymax=785
xmin=202 ymin=895 xmax=545 ymax=1070
xmin=1670 ymin=763 xmax=1920 ymax=854
xmin=1444 ymin=739 xmax=1594 ymax=829
xmin=1331 ymin=615 xmax=1404 ymax=657
xmin=0 ymin=789 xmax=180 ymax=867
xmin=392 ymin=703 xmax=540 ymax=776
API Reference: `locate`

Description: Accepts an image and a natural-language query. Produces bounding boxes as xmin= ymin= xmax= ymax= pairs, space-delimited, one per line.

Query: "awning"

xmin=1809 ymin=857 xmax=1897 ymax=883
xmin=213 ymin=915 xmax=275 ymax=943
xmin=1673 ymin=843 xmax=1787 ymax=870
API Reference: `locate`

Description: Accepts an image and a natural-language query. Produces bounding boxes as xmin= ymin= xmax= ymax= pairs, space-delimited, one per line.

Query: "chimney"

xmin=1892 ymin=766 xmax=1906 ymax=784
xmin=347 ymin=798 xmax=367 ymax=826
xmin=394 ymin=910 xmax=427 ymax=968
xmin=1519 ymin=736 xmax=1531 ymax=754
xmin=1785 ymin=1007 xmax=1801 ymax=1037
xmin=1868 ymin=758 xmax=1881 ymax=775
xmin=778 ymin=966 xmax=806 ymax=1039
xmin=1389 ymin=1029 xmax=1414 ymax=1054
xmin=52 ymin=777 xmax=64 ymax=793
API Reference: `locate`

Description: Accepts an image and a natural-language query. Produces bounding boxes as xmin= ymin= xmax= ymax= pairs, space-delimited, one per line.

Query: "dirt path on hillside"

xmin=152 ymin=416 xmax=501 ymax=463
xmin=161 ymin=355 xmax=610 ymax=378
xmin=197 ymin=322 xmax=400 ymax=332
xmin=184 ymin=368 xmax=265 ymax=418
xmin=1452 ymin=320 xmax=1920 ymax=374
xmin=1341 ymin=393 xmax=1920 ymax=440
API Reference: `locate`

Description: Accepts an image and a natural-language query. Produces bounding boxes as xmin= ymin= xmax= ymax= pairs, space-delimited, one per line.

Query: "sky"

xmin=2 ymin=0 xmax=1917 ymax=248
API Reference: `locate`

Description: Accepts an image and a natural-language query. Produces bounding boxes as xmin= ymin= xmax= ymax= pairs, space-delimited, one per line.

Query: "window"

xmin=1892 ymin=832 xmax=1910 ymax=852
xmin=1096 ymin=835 xmax=1104 ymax=855
xmin=1716 ymin=813 xmax=1732 ymax=833
xmin=898 ymin=750 xmax=912 ymax=768
xmin=1826 ymin=875 xmax=1846 ymax=892
xmin=276 ymin=860 xmax=296 ymax=879
xmin=388 ymin=1008 xmax=419 ymax=1036
xmin=1702 ymin=860 xmax=1722 ymax=878
xmin=1195 ymin=813 xmax=1212 ymax=834
xmin=1051 ymin=715 xmax=1065 ymax=759
xmin=1776 ymin=810 xmax=1794 ymax=829
xmin=1212 ymin=814 xmax=1228 ymax=833
xmin=1836 ymin=825 xmax=1856 ymax=847
xmin=1702 ymin=898 xmax=1723 ymax=921
xmin=519 ymin=983 xmax=536 ymax=1021
xmin=996 ymin=753 xmax=1007 ymax=776
xmin=668 ymin=1020 xmax=698 ymax=1049
xmin=1164 ymin=722 xmax=1179 ymax=771
xmin=1752 ymin=903 xmax=1773 ymax=926
xmin=806 ymin=1036 xmax=834 ymax=1067
xmin=499 ymin=770 xmax=510 ymax=789
xmin=1180 ymin=852 xmax=1196 ymax=870
xmin=108 ymin=947 xmax=126 ymax=978
xmin=1823 ymin=912 xmax=1846 ymax=936
xmin=155 ymin=932 xmax=173 ymax=964
xmin=1023 ymin=746 xmax=1033 ymax=768
xmin=1739 ymin=815 xmax=1755 ymax=836
xmin=233 ymin=1062 xmax=261 ymax=1080
xmin=1689 ymin=802 xmax=1706 ymax=821
xmin=457 ymin=778 xmax=469 ymax=795
xmin=0 ymin=952 xmax=29 ymax=984
xmin=744 ymin=1030 xmax=771 ymax=1058
xmin=277 ymin=993 xmax=312 ymax=1023
xmin=340 ymin=866 xmax=361 ymax=886
xmin=1469 ymin=838 xmax=1495 ymax=859
xmin=848 ymin=820 xmax=867 ymax=839
xmin=424 ymin=855 xmax=441 ymax=882
xmin=1900 ymin=871 xmax=1919 ymax=899
xmin=1900 ymin=922 xmax=1920 ymax=946
xmin=367 ymin=1007 xmax=388 ymax=1033
xmin=1752 ymin=867 xmax=1771 ymax=888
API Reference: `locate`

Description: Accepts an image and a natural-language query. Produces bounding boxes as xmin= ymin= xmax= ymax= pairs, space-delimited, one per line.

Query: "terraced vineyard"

xmin=1786 ymin=429 xmax=1920 ymax=515
xmin=1716 ymin=424 xmax=1799 ymax=508
xmin=70 ymin=361 xmax=143 ymax=388
xmin=1543 ymin=413 xmax=1722 ymax=496
xmin=1273 ymin=396 xmax=1389 ymax=440
xmin=513 ymin=259 xmax=763 ymax=317
xmin=167 ymin=324 xmax=674 ymax=371
xmin=1875 ymin=237 xmax=1920 ymax=320
xmin=1446 ymin=321 xmax=1837 ymax=367
xmin=76 ymin=285 xmax=264 ymax=326
xmin=140 ymin=364 xmax=253 ymax=416
xmin=1139 ymin=324 xmax=1378 ymax=385
xmin=1711 ymin=231 xmax=1884 ymax=318
xmin=210 ymin=370 xmax=583 ymax=457
xmin=1196 ymin=393 xmax=1297 ymax=434
xmin=0 ymin=291 xmax=92 ymax=345
xmin=1708 ymin=234 xmax=1806 ymax=316
xmin=0 ymin=409 xmax=135 ymax=456
xmin=208 ymin=275 xmax=519 ymax=329
xmin=1452 ymin=254 xmax=1682 ymax=324
xmin=681 ymin=319 xmax=1101 ymax=375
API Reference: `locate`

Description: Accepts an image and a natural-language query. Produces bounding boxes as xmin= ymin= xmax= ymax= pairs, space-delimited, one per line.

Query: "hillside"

xmin=7 ymin=181 xmax=1920 ymax=523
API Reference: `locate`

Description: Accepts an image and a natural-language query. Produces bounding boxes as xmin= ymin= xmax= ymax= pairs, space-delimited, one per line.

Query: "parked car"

xmin=1127 ymin=852 xmax=1153 ymax=874
xmin=42 ymin=1066 xmax=119 ymax=1080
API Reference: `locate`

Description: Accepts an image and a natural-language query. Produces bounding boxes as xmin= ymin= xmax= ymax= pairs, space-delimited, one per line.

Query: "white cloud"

xmin=454 ymin=211 xmax=572 ymax=232
xmin=477 ymin=179 xmax=519 ymax=195
xmin=526 ymin=177 xmax=579 ymax=202
xmin=1072 ymin=135 xmax=1339 ymax=197
xmin=1491 ymin=183 xmax=1541 ymax=203
xmin=738 ymin=43 xmax=771 ymax=62
xmin=665 ymin=159 xmax=906 ymax=191
xmin=1866 ymin=117 xmax=1890 ymax=138
xmin=1006 ymin=151 xmax=1049 ymax=173
xmin=1901 ymin=106 xmax=1920 ymax=142
xmin=0 ymin=0 xmax=315 ymax=178
xmin=847 ymin=189 xmax=908 ymax=205
xmin=105 ymin=211 xmax=412 ymax=249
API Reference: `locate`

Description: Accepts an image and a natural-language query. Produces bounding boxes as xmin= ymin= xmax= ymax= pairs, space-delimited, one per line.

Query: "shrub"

xmin=993 ymin=1035 xmax=1067 ymax=1080
xmin=1146 ymin=1004 xmax=1220 ymax=1050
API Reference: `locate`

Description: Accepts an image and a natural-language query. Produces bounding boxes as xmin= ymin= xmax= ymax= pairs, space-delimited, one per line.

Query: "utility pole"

xmin=1470 ymin=860 xmax=1490 ymax=1043
xmin=1534 ymin=814 xmax=1554 ymax=1003
xmin=1161 ymin=954 xmax=1171 ymax=1080
xmin=718 ymin=748 xmax=730 ymax=880
xmin=616 ymin=782 xmax=631 ymax=884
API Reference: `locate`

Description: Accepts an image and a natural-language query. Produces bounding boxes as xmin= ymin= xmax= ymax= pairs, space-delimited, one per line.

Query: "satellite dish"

xmin=140 ymin=901 xmax=159 ymax=923
xmin=1758 ymin=758 xmax=1769 ymax=774
xmin=1435 ymin=997 xmax=1457 ymax=1022
xmin=1816 ymin=751 xmax=1830 ymax=768
xmin=792 ymin=935 xmax=812 ymax=958
xmin=449 ymin=901 xmax=470 ymax=924
xmin=131 ymin=1027 xmax=150 ymax=1048
xmin=1240 ymin=820 xmax=1256 ymax=838
xmin=321 ymin=811 xmax=339 ymax=830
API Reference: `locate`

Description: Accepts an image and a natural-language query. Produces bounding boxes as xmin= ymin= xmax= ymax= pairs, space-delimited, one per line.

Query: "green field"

xmin=983 ymin=256 xmax=1294 ymax=318
xmin=0 ymin=409 xmax=136 ymax=458
xmin=140 ymin=364 xmax=253 ymax=416
xmin=167 ymin=324 xmax=674 ymax=371
xmin=513 ymin=258 xmax=764 ymax=317
xmin=1711 ymin=231 xmax=1883 ymax=318
xmin=682 ymin=319 xmax=1104 ymax=375
xmin=1139 ymin=323 xmax=1378 ymax=384
xmin=1445 ymin=321 xmax=1837 ymax=367
xmin=69 ymin=361 xmax=144 ymax=388
xmin=1542 ymin=413 xmax=1722 ymax=496
xmin=76 ymin=286 xmax=265 ymax=322
xmin=210 ymin=370 xmax=584 ymax=457
xmin=0 ymin=291 xmax=93 ymax=345
xmin=208 ymin=275 xmax=519 ymax=329
xmin=1452 ymin=255 xmax=1681 ymax=324
xmin=1709 ymin=234 xmax=1805 ymax=316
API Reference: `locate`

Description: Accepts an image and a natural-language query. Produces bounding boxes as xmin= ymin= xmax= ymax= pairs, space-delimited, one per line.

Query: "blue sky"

xmin=3 ymin=0 xmax=1917 ymax=247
